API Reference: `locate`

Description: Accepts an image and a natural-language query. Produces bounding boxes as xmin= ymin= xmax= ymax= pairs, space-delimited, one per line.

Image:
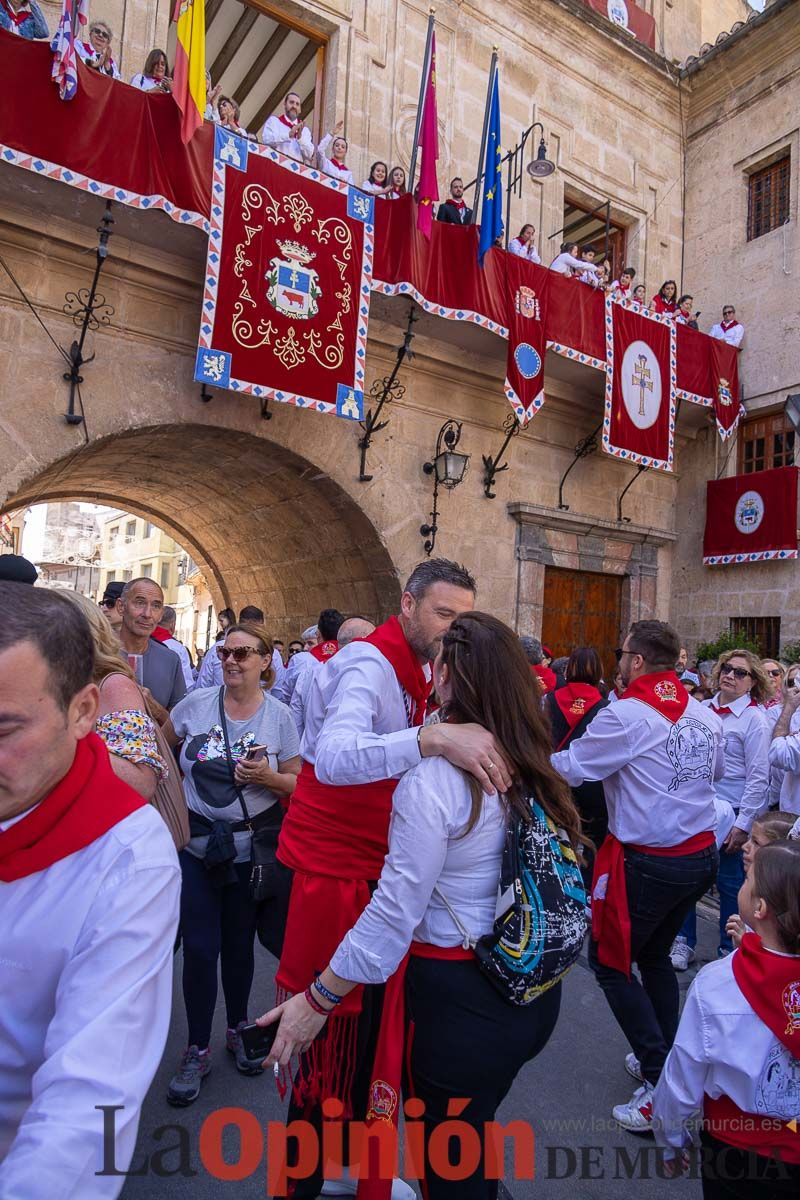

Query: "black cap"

xmin=101 ymin=580 xmax=125 ymax=606
xmin=0 ymin=554 xmax=38 ymax=585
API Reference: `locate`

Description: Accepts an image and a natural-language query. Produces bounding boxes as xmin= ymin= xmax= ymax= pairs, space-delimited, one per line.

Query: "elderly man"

xmin=0 ymin=583 xmax=180 ymax=1197
xmin=157 ymin=605 xmax=194 ymax=692
xmin=116 ymin=577 xmax=185 ymax=722
xmin=520 ymin=634 xmax=556 ymax=694
xmin=709 ymin=305 xmax=744 ymax=349
xmin=289 ymin=613 xmax=374 ymax=741
xmin=260 ymin=91 xmax=314 ymax=163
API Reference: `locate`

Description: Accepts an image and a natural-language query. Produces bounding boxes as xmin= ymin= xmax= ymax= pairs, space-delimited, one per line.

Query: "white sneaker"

xmin=669 ymin=936 xmax=695 ymax=971
xmin=624 ymin=1052 xmax=644 ymax=1082
xmin=320 ymin=1176 xmax=416 ymax=1199
xmin=612 ymin=1082 xmax=655 ymax=1133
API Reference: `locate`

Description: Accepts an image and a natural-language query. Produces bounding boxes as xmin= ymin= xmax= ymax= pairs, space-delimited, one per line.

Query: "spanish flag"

xmin=172 ymin=0 xmax=206 ymax=144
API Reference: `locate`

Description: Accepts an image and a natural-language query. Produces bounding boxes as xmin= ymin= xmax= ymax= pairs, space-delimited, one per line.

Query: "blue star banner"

xmin=478 ymin=66 xmax=503 ymax=266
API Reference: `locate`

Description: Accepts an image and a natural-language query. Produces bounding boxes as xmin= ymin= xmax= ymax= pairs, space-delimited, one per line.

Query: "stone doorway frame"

xmin=507 ymin=502 xmax=676 ymax=637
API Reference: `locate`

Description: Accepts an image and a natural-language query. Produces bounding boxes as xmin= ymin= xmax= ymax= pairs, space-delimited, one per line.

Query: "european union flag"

xmin=478 ymin=67 xmax=503 ymax=265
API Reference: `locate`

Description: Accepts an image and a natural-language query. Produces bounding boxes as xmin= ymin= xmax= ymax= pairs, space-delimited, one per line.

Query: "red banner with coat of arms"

xmin=195 ymin=129 xmax=373 ymax=419
xmin=603 ymin=295 xmax=676 ymax=472
xmin=504 ymin=255 xmax=550 ymax=423
xmin=703 ymin=467 xmax=799 ymax=565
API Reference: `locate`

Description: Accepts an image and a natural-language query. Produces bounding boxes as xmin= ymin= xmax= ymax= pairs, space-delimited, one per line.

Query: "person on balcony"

xmin=508 ymin=224 xmax=542 ymax=264
xmin=436 ymin=177 xmax=473 ymax=224
xmin=633 ymin=284 xmax=646 ymax=304
xmin=0 ymin=0 xmax=47 ymax=39
xmin=260 ymin=91 xmax=314 ymax=164
xmin=388 ymin=165 xmax=407 ymax=197
xmin=361 ymin=161 xmax=392 ymax=196
xmin=75 ymin=20 xmax=120 ymax=78
xmin=675 ymin=294 xmax=699 ymax=329
xmin=710 ymin=305 xmax=745 ymax=349
xmin=550 ymin=241 xmax=600 ymax=279
xmin=130 ymin=48 xmax=172 ymax=93
xmin=610 ymin=266 xmax=636 ymax=299
xmin=317 ymin=122 xmax=355 ymax=185
xmin=651 ymin=280 xmax=678 ymax=315
xmin=215 ymin=96 xmax=249 ymax=138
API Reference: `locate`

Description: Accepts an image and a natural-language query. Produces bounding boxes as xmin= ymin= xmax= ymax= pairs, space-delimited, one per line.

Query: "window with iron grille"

xmin=737 ymin=411 xmax=796 ymax=474
xmin=747 ymin=155 xmax=790 ymax=241
xmin=729 ymin=616 xmax=781 ymax=659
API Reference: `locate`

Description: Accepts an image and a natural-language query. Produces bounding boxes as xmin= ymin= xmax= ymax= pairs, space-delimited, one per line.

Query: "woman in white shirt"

xmin=317 ymin=121 xmax=354 ymax=185
xmin=130 ymin=48 xmax=171 ymax=93
xmin=361 ymin=160 xmax=391 ymax=196
xmin=259 ymin=612 xmax=584 ymax=1199
xmin=508 ymin=224 xmax=541 ymax=264
xmin=671 ymin=649 xmax=770 ymax=969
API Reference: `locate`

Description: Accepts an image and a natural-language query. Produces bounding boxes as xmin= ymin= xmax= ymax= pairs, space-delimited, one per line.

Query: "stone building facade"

xmin=1 ymin=0 xmax=795 ymax=666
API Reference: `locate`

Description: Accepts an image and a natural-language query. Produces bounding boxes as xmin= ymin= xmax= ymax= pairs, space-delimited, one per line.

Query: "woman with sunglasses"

xmin=75 ymin=20 xmax=120 ymax=78
xmin=670 ymin=648 xmax=770 ymax=969
xmin=162 ymin=622 xmax=301 ymax=1105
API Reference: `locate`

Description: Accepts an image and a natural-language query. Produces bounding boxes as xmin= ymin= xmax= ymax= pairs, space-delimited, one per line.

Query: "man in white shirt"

xmin=709 ymin=304 xmax=744 ymax=349
xmin=768 ymin=683 xmax=800 ymax=816
xmin=159 ymin=604 xmax=194 ymax=691
xmin=0 ymin=583 xmax=180 ymax=1198
xmin=552 ymin=620 xmax=722 ymax=1135
xmin=273 ymin=559 xmax=512 ymax=1199
xmin=260 ymin=91 xmax=314 ymax=163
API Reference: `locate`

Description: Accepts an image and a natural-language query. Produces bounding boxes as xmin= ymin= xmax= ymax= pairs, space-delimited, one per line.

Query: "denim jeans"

xmin=589 ymin=845 xmax=718 ymax=1085
xmin=717 ymin=846 xmax=745 ymax=953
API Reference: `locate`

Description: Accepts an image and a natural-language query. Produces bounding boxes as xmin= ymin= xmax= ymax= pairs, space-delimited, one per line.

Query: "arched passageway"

xmin=4 ymin=424 xmax=401 ymax=634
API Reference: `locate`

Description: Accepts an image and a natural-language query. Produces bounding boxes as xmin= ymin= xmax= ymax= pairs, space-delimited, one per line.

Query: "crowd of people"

xmin=1 ymin=548 xmax=799 ymax=1198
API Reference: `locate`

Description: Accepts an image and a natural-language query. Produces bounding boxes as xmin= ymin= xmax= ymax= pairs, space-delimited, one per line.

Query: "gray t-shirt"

xmin=170 ymin=686 xmax=300 ymax=861
xmin=142 ymin=640 xmax=186 ymax=710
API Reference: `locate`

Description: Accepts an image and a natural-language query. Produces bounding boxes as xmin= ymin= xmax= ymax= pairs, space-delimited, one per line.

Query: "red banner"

xmin=703 ymin=467 xmax=799 ymax=565
xmin=582 ymin=0 xmax=656 ymax=50
xmin=709 ymin=337 xmax=744 ymax=440
xmin=603 ymin=295 xmax=675 ymax=472
xmin=504 ymin=254 xmax=550 ymax=422
xmin=195 ymin=134 xmax=373 ymax=418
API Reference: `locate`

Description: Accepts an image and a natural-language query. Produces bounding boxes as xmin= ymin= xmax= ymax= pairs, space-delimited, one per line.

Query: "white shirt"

xmin=552 ymin=692 xmax=723 ymax=846
xmin=75 ymin=42 xmax=121 ymax=80
xmin=653 ymin=950 xmax=800 ymax=1155
xmin=768 ymin=712 xmax=800 ymax=815
xmin=316 ymin=135 xmax=354 ymax=185
xmin=704 ymin=693 xmax=769 ymax=831
xmin=550 ymin=252 xmax=597 ymax=277
xmin=0 ymin=806 xmax=180 ymax=1196
xmin=271 ymin=648 xmax=311 ymax=706
xmin=289 ymin=652 xmax=321 ymax=741
xmin=508 ymin=237 xmax=541 ymax=264
xmin=193 ymin=639 xmax=285 ymax=697
xmin=610 ymin=280 xmax=631 ymax=297
xmin=301 ymin=639 xmax=427 ymax=785
xmin=330 ymin=756 xmax=505 ymax=982
xmin=129 ymin=74 xmax=164 ymax=92
xmin=163 ymin=635 xmax=194 ymax=691
xmin=360 ymin=179 xmax=387 ymax=195
xmin=260 ymin=114 xmax=314 ymax=163
xmin=709 ymin=320 xmax=744 ymax=349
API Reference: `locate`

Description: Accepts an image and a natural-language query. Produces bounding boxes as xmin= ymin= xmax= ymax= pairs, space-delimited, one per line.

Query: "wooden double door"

xmin=541 ymin=567 xmax=623 ymax=682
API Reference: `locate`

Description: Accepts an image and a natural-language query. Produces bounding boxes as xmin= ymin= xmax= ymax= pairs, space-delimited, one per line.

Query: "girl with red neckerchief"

xmin=654 ymin=841 xmax=800 ymax=1196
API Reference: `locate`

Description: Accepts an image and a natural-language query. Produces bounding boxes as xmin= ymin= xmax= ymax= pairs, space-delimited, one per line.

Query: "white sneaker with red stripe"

xmin=612 ymin=1082 xmax=654 ymax=1133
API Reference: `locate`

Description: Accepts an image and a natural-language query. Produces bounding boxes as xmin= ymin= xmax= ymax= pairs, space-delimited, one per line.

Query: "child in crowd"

xmin=653 ymin=841 xmax=800 ymax=1196
xmin=725 ymin=812 xmax=797 ymax=948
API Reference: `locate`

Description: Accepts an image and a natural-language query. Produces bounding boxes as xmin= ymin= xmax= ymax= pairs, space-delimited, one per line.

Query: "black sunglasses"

xmin=216 ymin=645 xmax=263 ymax=663
xmin=719 ymin=665 xmax=751 ymax=680
xmin=615 ymin=647 xmax=635 ymax=662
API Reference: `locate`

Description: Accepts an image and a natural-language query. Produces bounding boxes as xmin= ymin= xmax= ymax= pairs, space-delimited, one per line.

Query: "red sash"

xmin=309 ymin=639 xmax=338 ymax=662
xmin=0 ymin=733 xmax=145 ymax=881
xmin=357 ymin=943 xmax=475 ymax=1199
xmin=704 ymin=1093 xmax=800 ymax=1163
xmin=591 ymin=830 xmax=714 ymax=977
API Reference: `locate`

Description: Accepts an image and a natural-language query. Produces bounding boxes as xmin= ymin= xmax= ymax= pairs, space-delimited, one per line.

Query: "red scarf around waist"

xmin=704 ymin=1092 xmax=800 ymax=1164
xmin=357 ymin=943 xmax=475 ymax=1199
xmin=0 ymin=733 xmax=145 ymax=882
xmin=309 ymin=639 xmax=338 ymax=662
xmin=591 ymin=830 xmax=715 ymax=977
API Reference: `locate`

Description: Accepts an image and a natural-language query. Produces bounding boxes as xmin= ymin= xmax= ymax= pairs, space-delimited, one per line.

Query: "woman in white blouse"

xmin=361 ymin=160 xmax=391 ymax=195
xmin=259 ymin=612 xmax=583 ymax=1199
xmin=130 ymin=48 xmax=171 ymax=93
xmin=508 ymin=223 xmax=541 ymax=264
xmin=317 ymin=121 xmax=354 ymax=185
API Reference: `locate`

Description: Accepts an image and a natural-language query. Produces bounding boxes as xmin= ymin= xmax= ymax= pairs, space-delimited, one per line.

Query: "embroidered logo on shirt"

xmin=654 ymin=680 xmax=679 ymax=704
xmin=569 ymin=697 xmax=587 ymax=716
xmin=784 ymin=980 xmax=800 ymax=1037
xmin=366 ymin=1079 xmax=398 ymax=1123
xmin=666 ymin=718 xmax=715 ymax=793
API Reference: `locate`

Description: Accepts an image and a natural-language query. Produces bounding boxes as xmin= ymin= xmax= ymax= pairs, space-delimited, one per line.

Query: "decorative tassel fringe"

xmin=272 ymin=985 xmax=360 ymax=1117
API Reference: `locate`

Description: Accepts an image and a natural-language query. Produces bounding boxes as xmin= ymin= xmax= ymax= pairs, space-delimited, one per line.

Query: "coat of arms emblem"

xmin=654 ymin=680 xmax=679 ymax=703
xmin=735 ymin=491 xmax=765 ymax=534
xmin=783 ymin=981 xmax=800 ymax=1037
xmin=717 ymin=378 xmax=733 ymax=407
xmin=366 ymin=1078 xmax=398 ymax=1123
xmin=266 ymin=241 xmax=320 ymax=320
xmin=515 ymin=286 xmax=540 ymax=320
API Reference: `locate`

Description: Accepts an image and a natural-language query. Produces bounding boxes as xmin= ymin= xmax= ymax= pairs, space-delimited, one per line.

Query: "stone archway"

xmin=3 ymin=424 xmax=401 ymax=634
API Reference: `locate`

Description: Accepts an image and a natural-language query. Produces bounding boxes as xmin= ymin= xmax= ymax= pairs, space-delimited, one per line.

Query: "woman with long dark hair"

xmin=259 ymin=612 xmax=584 ymax=1199
xmin=544 ymin=647 xmax=608 ymax=889
xmin=651 ymin=280 xmax=678 ymax=314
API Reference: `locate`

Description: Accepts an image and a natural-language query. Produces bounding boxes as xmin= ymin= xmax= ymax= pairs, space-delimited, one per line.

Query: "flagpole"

xmin=408 ymin=8 xmax=436 ymax=196
xmin=470 ymin=49 xmax=498 ymax=226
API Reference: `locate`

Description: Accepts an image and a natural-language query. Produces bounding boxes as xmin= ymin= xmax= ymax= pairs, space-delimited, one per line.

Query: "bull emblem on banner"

xmin=266 ymin=240 xmax=320 ymax=320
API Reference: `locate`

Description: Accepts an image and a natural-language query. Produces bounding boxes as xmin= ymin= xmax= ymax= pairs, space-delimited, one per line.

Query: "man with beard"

xmin=273 ymin=558 xmax=511 ymax=1199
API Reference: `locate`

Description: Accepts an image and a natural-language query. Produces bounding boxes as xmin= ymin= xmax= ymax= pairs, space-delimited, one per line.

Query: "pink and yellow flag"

xmin=172 ymin=0 xmax=206 ymax=144
xmin=416 ymin=32 xmax=440 ymax=238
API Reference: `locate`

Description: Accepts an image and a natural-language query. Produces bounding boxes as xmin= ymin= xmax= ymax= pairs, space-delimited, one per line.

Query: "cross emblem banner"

xmin=603 ymin=294 xmax=675 ymax=472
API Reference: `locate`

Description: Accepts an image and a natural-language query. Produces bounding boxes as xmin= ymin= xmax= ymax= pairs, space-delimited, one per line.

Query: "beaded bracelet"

xmin=304 ymin=986 xmax=330 ymax=1016
xmin=313 ymin=976 xmax=344 ymax=1006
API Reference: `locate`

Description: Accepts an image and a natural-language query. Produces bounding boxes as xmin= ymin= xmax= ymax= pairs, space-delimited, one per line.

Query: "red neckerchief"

xmin=711 ymin=694 xmax=758 ymax=715
xmin=309 ymin=639 xmax=338 ymax=662
xmin=279 ymin=114 xmax=294 ymax=129
xmin=554 ymin=682 xmax=603 ymax=738
xmin=392 ymin=187 xmax=405 ymax=196
xmin=363 ymin=615 xmax=430 ymax=724
xmin=0 ymin=0 xmax=30 ymax=27
xmin=533 ymin=664 xmax=557 ymax=695
xmin=763 ymin=697 xmax=782 ymax=709
xmin=732 ymin=933 xmax=800 ymax=1050
xmin=330 ymin=159 xmax=347 ymax=171
xmin=0 ymin=733 xmax=145 ymax=882
xmin=721 ymin=320 xmax=740 ymax=331
xmin=151 ymin=626 xmax=171 ymax=643
xmin=622 ymin=670 xmax=689 ymax=723
xmin=451 ymin=199 xmax=465 ymax=209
